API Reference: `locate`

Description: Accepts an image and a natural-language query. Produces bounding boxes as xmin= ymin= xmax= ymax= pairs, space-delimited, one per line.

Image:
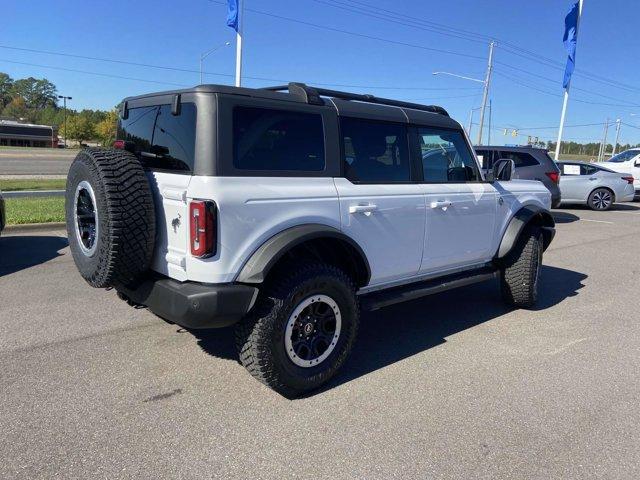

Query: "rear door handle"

xmin=430 ymin=200 xmax=453 ymax=209
xmin=349 ymin=204 xmax=378 ymax=215
xmin=589 ymin=177 xmax=597 ymax=181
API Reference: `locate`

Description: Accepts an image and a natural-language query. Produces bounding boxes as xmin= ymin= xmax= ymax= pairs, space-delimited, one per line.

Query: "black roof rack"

xmin=263 ymin=82 xmax=449 ymax=117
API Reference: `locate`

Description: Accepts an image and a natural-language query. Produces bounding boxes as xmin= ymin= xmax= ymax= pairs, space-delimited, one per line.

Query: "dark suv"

xmin=474 ymin=146 xmax=561 ymax=208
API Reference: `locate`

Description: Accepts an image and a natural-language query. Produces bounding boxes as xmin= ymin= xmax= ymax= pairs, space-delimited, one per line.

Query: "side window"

xmin=475 ymin=149 xmax=495 ymax=169
xmin=340 ymin=117 xmax=411 ymax=183
xmin=419 ymin=128 xmax=480 ymax=182
xmin=117 ymin=103 xmax=197 ymax=172
xmin=580 ymin=164 xmax=597 ymax=175
xmin=560 ymin=163 xmax=580 ymax=175
xmin=498 ymin=151 xmax=539 ymax=167
xmin=233 ymin=107 xmax=325 ymax=171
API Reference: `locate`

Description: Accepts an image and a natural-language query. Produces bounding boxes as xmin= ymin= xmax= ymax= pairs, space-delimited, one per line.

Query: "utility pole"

xmin=477 ymin=40 xmax=495 ymax=146
xmin=598 ymin=118 xmax=609 ymax=162
xmin=487 ymin=99 xmax=492 ymax=145
xmin=57 ymin=95 xmax=72 ymax=148
xmin=612 ymin=118 xmax=621 ymax=156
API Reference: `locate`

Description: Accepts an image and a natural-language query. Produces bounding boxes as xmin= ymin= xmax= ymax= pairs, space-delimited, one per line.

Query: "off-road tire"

xmin=500 ymin=226 xmax=543 ymax=308
xmin=587 ymin=187 xmax=614 ymax=211
xmin=65 ymin=148 xmax=155 ymax=289
xmin=235 ymin=263 xmax=359 ymax=397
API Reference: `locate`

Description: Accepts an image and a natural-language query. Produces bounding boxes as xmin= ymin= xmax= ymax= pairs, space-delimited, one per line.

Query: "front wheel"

xmin=500 ymin=226 xmax=543 ymax=309
xmin=235 ymin=263 xmax=359 ymax=397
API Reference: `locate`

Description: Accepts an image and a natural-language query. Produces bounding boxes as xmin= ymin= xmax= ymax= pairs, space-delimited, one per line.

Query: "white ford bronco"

xmin=66 ymin=83 xmax=555 ymax=396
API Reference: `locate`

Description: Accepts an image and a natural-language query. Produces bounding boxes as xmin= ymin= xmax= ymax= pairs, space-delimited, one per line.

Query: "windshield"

xmin=607 ymin=150 xmax=640 ymax=163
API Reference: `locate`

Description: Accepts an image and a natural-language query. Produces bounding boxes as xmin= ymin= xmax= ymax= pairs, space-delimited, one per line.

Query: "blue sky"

xmin=2 ymin=0 xmax=639 ymax=145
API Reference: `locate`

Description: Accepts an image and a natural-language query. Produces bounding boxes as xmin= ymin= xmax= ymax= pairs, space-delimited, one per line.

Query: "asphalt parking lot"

xmin=1 ymin=205 xmax=640 ymax=479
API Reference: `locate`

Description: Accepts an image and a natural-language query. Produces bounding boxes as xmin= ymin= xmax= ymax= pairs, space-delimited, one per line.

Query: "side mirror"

xmin=492 ymin=158 xmax=515 ymax=181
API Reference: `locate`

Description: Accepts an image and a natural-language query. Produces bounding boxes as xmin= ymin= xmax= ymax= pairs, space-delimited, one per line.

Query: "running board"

xmin=360 ymin=267 xmax=499 ymax=311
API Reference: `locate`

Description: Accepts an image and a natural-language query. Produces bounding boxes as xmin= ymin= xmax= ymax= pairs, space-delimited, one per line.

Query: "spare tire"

xmin=65 ymin=148 xmax=156 ymax=288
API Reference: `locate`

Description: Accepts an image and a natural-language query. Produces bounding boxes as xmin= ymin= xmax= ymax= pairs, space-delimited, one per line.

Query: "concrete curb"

xmin=4 ymin=190 xmax=65 ymax=198
xmin=4 ymin=222 xmax=66 ymax=233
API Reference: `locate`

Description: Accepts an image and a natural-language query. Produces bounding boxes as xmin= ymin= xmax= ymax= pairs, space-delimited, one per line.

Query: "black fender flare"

xmin=496 ymin=205 xmax=555 ymax=259
xmin=236 ymin=224 xmax=371 ymax=285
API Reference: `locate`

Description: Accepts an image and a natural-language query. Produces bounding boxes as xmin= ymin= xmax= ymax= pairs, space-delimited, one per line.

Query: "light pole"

xmin=58 ymin=95 xmax=72 ymax=148
xmin=433 ymin=40 xmax=495 ymax=146
xmin=200 ymin=41 xmax=231 ymax=84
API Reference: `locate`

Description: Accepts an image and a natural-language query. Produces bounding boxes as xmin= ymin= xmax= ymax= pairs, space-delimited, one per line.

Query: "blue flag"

xmin=227 ymin=0 xmax=239 ymax=32
xmin=562 ymin=2 xmax=579 ymax=89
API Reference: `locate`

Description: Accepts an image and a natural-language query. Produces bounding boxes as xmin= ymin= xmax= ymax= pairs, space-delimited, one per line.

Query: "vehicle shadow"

xmin=551 ymin=211 xmax=580 ymax=224
xmin=190 ymin=265 xmax=587 ymax=396
xmin=0 ymin=235 xmax=69 ymax=277
xmin=559 ymin=203 xmax=640 ymax=212
xmin=316 ymin=264 xmax=587 ymax=396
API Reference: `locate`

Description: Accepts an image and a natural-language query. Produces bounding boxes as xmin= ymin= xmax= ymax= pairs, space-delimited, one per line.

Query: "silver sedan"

xmin=557 ymin=161 xmax=635 ymax=211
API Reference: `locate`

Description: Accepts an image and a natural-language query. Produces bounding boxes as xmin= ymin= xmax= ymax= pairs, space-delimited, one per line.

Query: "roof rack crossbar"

xmin=263 ymin=82 xmax=449 ymax=116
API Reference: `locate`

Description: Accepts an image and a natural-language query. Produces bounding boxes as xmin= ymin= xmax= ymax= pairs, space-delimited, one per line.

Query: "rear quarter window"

xmin=499 ymin=151 xmax=539 ymax=168
xmin=232 ymin=106 xmax=325 ymax=171
xmin=117 ymin=103 xmax=197 ymax=173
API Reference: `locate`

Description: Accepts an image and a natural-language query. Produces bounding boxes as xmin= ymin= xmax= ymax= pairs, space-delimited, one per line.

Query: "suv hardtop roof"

xmin=121 ymin=82 xmax=459 ymax=128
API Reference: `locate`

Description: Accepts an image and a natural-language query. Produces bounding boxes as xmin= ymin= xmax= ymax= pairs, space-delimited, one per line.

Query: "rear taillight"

xmin=113 ymin=140 xmax=125 ymax=149
xmin=545 ymin=171 xmax=560 ymax=184
xmin=622 ymin=176 xmax=634 ymax=184
xmin=190 ymin=200 xmax=216 ymax=258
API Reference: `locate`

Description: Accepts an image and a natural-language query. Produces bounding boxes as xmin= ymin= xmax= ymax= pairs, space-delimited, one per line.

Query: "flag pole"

xmin=554 ymin=0 xmax=584 ymax=161
xmin=234 ymin=0 xmax=244 ymax=87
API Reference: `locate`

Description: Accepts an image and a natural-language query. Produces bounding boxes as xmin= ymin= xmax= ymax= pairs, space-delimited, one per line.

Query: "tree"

xmin=11 ymin=77 xmax=57 ymax=109
xmin=0 ymin=73 xmax=13 ymax=109
xmin=66 ymin=114 xmax=95 ymax=144
xmin=95 ymin=109 xmax=118 ymax=146
xmin=1 ymin=96 xmax=29 ymax=120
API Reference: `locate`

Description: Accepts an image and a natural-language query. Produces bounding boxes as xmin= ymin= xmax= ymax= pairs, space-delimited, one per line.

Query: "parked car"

xmin=474 ymin=146 xmax=561 ymax=208
xmin=0 ymin=189 xmax=4 ymax=235
xmin=600 ymin=149 xmax=640 ymax=198
xmin=556 ymin=161 xmax=635 ymax=210
xmin=64 ymin=82 xmax=555 ymax=396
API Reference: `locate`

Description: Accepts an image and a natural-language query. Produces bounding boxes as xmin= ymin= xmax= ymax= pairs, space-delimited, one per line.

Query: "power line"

xmin=0 ymin=44 xmax=482 ymax=91
xmin=206 ymin=0 xmax=486 ymax=61
xmin=295 ymin=0 xmax=640 ymax=95
xmin=0 ymin=58 xmax=190 ymax=88
xmin=494 ymin=70 xmax=640 ymax=108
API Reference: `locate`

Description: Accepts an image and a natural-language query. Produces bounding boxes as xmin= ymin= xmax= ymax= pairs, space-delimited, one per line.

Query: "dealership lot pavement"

xmin=0 ymin=148 xmax=75 ymax=175
xmin=1 ymin=205 xmax=640 ymax=479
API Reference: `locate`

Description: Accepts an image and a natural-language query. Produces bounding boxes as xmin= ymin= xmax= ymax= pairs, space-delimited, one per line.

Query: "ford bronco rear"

xmin=65 ymin=82 xmax=555 ymax=396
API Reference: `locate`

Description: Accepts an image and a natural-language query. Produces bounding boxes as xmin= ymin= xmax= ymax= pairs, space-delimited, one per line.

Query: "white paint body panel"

xmin=147 ymin=173 xmax=551 ymax=289
xmin=421 ymin=182 xmax=498 ymax=273
xmin=601 ymin=158 xmax=640 ymax=191
xmin=333 ymin=177 xmax=425 ymax=286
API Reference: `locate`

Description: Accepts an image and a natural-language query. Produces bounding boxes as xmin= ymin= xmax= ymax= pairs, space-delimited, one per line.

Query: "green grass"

xmin=0 ymin=178 xmax=66 ymax=192
xmin=5 ymin=196 xmax=66 ymax=225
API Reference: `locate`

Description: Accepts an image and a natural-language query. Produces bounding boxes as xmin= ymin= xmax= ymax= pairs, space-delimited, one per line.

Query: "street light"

xmin=432 ymin=71 xmax=485 ymax=84
xmin=200 ymin=41 xmax=231 ymax=84
xmin=58 ymin=95 xmax=72 ymax=148
xmin=432 ymin=41 xmax=495 ymax=145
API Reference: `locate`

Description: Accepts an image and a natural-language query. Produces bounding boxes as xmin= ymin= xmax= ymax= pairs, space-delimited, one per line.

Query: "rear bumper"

xmin=118 ymin=277 xmax=259 ymax=329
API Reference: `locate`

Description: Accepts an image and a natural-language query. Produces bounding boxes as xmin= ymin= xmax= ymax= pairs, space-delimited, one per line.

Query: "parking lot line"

xmin=580 ymin=219 xmax=614 ymax=224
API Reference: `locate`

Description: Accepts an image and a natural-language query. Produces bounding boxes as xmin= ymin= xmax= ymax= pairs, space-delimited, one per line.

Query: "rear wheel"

xmin=235 ymin=263 xmax=359 ymax=397
xmin=587 ymin=188 xmax=613 ymax=211
xmin=500 ymin=226 xmax=543 ymax=308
